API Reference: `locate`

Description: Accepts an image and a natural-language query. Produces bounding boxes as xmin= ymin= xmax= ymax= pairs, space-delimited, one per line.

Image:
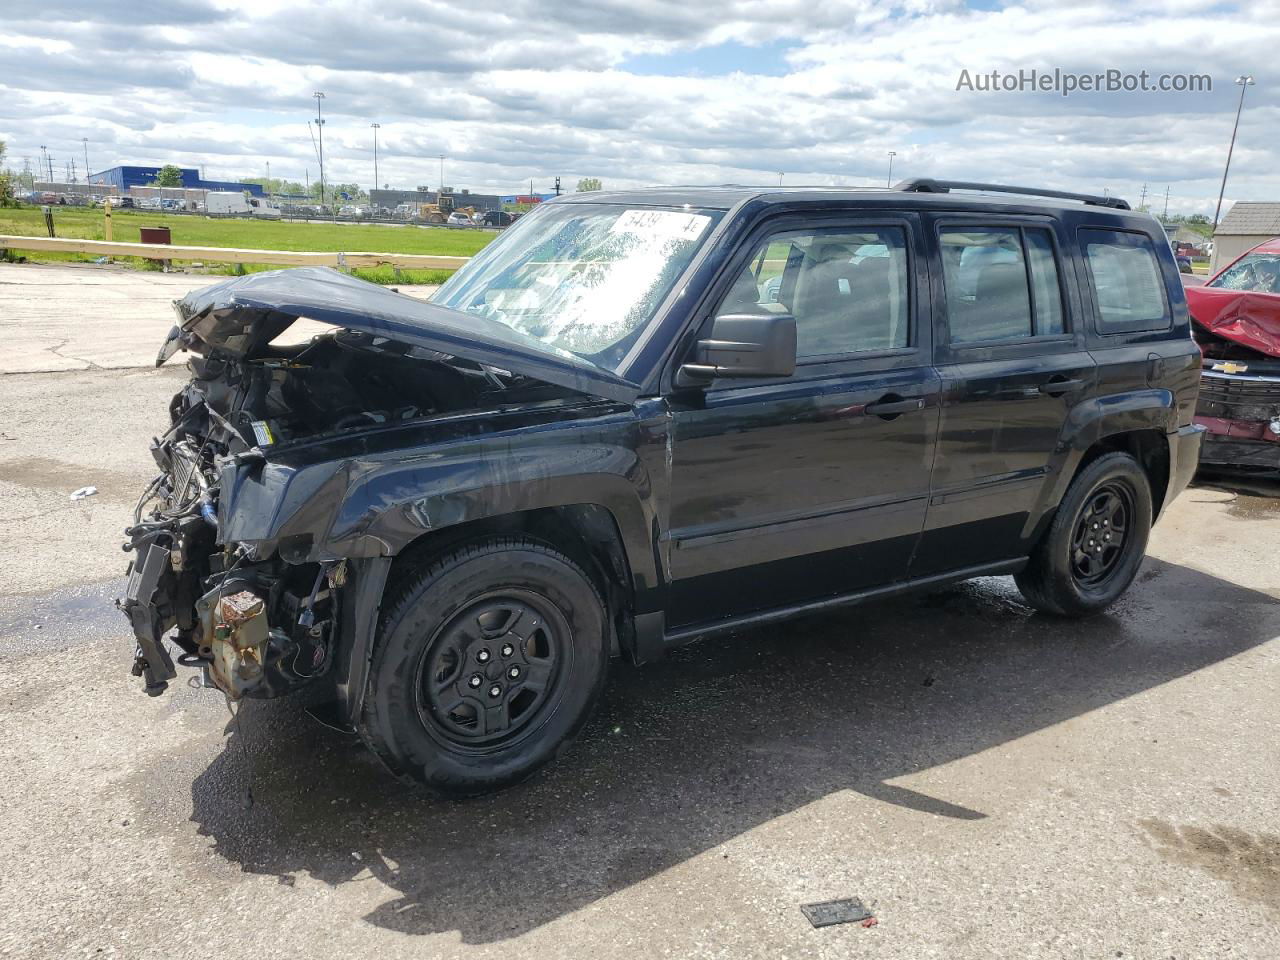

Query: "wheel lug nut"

xmin=488 ymin=684 xmax=502 ymax=698
xmin=508 ymin=666 xmax=520 ymax=680
xmin=501 ymin=643 xmax=514 ymax=657
xmin=468 ymin=674 xmax=482 ymax=688
xmin=476 ymin=649 xmax=491 ymax=663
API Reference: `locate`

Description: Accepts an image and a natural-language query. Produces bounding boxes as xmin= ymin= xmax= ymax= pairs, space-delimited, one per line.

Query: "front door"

xmin=663 ymin=214 xmax=940 ymax=628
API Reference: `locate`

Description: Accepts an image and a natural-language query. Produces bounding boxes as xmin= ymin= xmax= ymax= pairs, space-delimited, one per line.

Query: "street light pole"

xmin=371 ymin=123 xmax=380 ymax=198
xmin=1212 ymin=75 xmax=1255 ymax=233
xmin=313 ymin=91 xmax=326 ymax=209
xmin=438 ymin=154 xmax=445 ymax=198
xmin=886 ymin=151 xmax=897 ymax=187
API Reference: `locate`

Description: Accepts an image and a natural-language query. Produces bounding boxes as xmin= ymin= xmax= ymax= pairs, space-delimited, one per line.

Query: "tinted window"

xmin=1079 ymin=229 xmax=1170 ymax=331
xmin=940 ymin=226 xmax=1066 ymax=344
xmin=718 ymin=226 xmax=911 ymax=359
xmin=1025 ymin=230 xmax=1065 ymax=335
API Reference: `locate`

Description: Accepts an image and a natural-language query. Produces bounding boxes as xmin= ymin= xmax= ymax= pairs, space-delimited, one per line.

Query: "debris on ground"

xmin=69 ymin=485 xmax=98 ymax=501
xmin=800 ymin=898 xmax=874 ymax=928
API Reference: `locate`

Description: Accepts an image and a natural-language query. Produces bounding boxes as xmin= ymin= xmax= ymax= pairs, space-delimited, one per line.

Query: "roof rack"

xmin=894 ymin=178 xmax=1130 ymax=210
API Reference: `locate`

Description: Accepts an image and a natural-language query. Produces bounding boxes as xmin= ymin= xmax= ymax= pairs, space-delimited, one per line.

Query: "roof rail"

xmin=894 ymin=178 xmax=1130 ymax=210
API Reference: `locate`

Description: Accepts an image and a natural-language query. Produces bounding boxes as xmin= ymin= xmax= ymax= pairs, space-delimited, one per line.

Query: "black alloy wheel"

xmin=1069 ymin=480 xmax=1134 ymax=586
xmin=416 ymin=592 xmax=565 ymax=749
xmin=359 ymin=537 xmax=609 ymax=795
xmin=1014 ymin=452 xmax=1153 ymax=617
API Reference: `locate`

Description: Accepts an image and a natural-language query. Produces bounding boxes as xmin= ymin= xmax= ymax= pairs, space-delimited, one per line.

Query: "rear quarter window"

xmin=1078 ymin=228 xmax=1171 ymax=333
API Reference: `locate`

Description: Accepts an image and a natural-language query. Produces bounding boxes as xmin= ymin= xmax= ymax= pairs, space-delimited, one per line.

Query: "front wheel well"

xmin=386 ymin=505 xmax=636 ymax=657
xmin=1077 ymin=429 xmax=1170 ymax=518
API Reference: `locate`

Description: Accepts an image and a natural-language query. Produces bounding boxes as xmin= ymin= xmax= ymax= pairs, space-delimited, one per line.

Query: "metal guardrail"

xmin=0 ymin=235 xmax=471 ymax=271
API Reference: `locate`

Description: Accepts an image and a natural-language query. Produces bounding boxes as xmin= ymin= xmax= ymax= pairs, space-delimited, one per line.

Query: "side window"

xmin=715 ymin=226 xmax=911 ymax=359
xmin=940 ymin=226 xmax=1066 ymax=344
xmin=1025 ymin=230 xmax=1064 ymax=335
xmin=1078 ymin=229 xmax=1170 ymax=332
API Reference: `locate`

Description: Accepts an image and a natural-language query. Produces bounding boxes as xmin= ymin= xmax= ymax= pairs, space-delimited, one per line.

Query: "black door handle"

xmin=865 ymin=396 xmax=925 ymax=417
xmin=1039 ymin=378 xmax=1083 ymax=396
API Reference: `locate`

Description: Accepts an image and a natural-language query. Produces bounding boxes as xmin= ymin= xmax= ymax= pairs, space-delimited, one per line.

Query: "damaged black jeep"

xmin=123 ymin=183 xmax=1202 ymax=794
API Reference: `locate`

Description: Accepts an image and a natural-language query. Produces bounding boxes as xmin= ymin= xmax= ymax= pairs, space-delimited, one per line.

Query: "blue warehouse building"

xmin=88 ymin=166 xmax=265 ymax=197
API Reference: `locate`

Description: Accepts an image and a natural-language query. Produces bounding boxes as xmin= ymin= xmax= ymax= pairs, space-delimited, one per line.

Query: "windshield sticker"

xmin=609 ymin=209 xmax=712 ymax=242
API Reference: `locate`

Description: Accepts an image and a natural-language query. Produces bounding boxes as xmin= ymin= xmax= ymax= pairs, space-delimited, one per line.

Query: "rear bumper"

xmin=1167 ymin=423 xmax=1206 ymax=506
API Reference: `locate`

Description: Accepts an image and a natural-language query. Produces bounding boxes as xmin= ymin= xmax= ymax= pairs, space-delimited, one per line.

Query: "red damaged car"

xmin=1185 ymin=237 xmax=1280 ymax=473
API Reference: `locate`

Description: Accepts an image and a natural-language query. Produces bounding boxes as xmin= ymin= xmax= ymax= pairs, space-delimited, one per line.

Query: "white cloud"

xmin=0 ymin=0 xmax=1273 ymax=215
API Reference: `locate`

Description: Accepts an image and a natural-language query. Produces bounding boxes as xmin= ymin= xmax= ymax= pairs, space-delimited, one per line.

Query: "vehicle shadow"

xmin=188 ymin=557 xmax=1279 ymax=943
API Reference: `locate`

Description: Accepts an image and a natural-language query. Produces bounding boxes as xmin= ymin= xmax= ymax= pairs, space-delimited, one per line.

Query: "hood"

xmin=162 ymin=267 xmax=641 ymax=403
xmin=1186 ymin=285 xmax=1280 ymax=358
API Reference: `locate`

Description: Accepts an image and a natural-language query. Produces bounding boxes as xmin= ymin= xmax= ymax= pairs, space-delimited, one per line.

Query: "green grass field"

xmin=0 ymin=205 xmax=496 ymax=284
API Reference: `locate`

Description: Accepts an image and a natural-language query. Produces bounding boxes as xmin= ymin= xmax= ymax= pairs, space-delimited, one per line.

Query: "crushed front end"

xmin=1193 ymin=331 xmax=1280 ymax=476
xmin=120 ymin=412 xmax=343 ymax=698
xmin=119 ymin=267 xmax=631 ymax=702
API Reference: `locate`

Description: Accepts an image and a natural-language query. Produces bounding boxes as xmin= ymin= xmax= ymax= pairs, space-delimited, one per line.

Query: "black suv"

xmin=123 ymin=179 xmax=1203 ymax=793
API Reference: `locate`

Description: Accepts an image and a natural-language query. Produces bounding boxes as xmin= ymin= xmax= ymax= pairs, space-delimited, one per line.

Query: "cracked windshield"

xmin=434 ymin=203 xmax=722 ymax=369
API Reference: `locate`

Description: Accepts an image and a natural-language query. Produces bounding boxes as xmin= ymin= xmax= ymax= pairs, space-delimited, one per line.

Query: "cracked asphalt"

xmin=2 ymin=262 xmax=1278 ymax=959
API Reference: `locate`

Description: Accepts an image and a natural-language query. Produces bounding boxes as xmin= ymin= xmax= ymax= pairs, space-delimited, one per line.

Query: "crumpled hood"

xmin=1186 ymin=285 xmax=1280 ymax=358
xmin=163 ymin=266 xmax=641 ymax=403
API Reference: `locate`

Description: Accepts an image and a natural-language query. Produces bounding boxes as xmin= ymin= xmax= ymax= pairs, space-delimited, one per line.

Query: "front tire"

xmin=1015 ymin=452 xmax=1153 ymax=617
xmin=358 ymin=537 xmax=609 ymax=795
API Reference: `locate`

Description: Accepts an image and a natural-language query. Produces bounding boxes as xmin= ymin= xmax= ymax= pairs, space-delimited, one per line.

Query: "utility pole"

xmin=1162 ymin=185 xmax=1170 ymax=220
xmin=371 ymin=123 xmax=380 ymax=198
xmin=554 ymin=176 xmax=561 ymax=196
xmin=1139 ymin=183 xmax=1148 ymax=210
xmin=886 ymin=151 xmax=897 ymax=187
xmin=439 ymin=155 xmax=446 ymax=198
xmin=778 ymin=172 xmax=784 ymax=186
xmin=313 ymin=91 xmax=326 ymax=209
xmin=40 ymin=146 xmax=50 ymax=183
xmin=1212 ymin=75 xmax=1256 ymax=233
xmin=81 ymin=138 xmax=90 ymax=183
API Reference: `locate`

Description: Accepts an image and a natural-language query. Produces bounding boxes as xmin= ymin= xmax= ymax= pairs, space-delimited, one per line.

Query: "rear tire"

xmin=358 ymin=537 xmax=609 ymax=795
xmin=1015 ymin=452 xmax=1153 ymax=617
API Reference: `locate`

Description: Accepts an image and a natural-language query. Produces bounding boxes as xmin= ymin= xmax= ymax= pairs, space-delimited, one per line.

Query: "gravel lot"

xmin=1 ymin=263 xmax=1278 ymax=959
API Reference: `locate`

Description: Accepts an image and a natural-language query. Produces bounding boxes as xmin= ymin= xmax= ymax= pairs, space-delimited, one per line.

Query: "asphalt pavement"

xmin=1 ymin=262 xmax=1277 ymax=959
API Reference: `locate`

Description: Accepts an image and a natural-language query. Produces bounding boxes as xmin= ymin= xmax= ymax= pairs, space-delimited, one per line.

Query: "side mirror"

xmin=676 ymin=313 xmax=797 ymax=387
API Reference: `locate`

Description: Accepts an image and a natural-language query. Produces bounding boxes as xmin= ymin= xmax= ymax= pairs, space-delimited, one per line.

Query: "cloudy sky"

xmin=2 ymin=0 xmax=1275 ymax=215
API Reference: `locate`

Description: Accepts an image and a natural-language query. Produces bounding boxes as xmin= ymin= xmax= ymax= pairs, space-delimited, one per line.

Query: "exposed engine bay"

xmin=121 ymin=326 xmax=562 ymax=699
xmin=118 ymin=266 xmax=637 ymax=700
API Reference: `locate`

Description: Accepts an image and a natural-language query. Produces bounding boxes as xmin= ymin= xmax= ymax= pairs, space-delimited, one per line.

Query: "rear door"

xmin=664 ymin=212 xmax=940 ymax=627
xmin=912 ymin=215 xmax=1097 ymax=575
xmin=1076 ymin=226 xmax=1200 ymax=441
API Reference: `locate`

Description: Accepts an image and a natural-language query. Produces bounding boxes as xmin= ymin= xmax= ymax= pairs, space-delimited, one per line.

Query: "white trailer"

xmin=205 ymin=191 xmax=281 ymax=219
